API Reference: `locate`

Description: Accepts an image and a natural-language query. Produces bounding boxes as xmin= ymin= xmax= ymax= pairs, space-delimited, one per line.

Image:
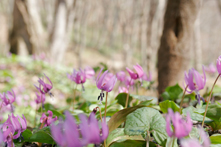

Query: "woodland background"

xmin=0 ymin=0 xmax=221 ymax=97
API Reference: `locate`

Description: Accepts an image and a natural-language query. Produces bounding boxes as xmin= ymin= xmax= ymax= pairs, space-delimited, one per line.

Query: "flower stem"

xmin=72 ymin=84 xmax=77 ymax=110
xmin=146 ymin=131 xmax=149 ymax=147
xmin=179 ymin=85 xmax=188 ymax=113
xmin=202 ymin=74 xmax=220 ymax=127
xmin=96 ymin=106 xmax=103 ymax=122
xmin=34 ymin=105 xmax=38 ymax=128
xmin=104 ymin=92 xmax=108 ymax=119
xmin=172 ymin=137 xmax=175 ymax=147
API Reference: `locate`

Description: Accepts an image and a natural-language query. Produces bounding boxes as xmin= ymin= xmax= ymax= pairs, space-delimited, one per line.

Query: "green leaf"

xmin=29 ymin=127 xmax=55 ymax=144
xmin=50 ymin=109 xmax=65 ymax=119
xmin=161 ymin=84 xmax=183 ymax=101
xmin=13 ymin=129 xmax=32 ymax=144
xmin=182 ymin=106 xmax=211 ymax=122
xmin=210 ymin=134 xmax=221 ymax=144
xmin=206 ymin=121 xmax=221 ymax=131
xmin=106 ymin=128 xmax=144 ymax=147
xmin=115 ymin=93 xmax=133 ymax=107
xmin=203 ymin=104 xmax=221 ymax=121
xmin=159 ymin=100 xmax=180 ymax=113
xmin=124 ymin=107 xmax=168 ymax=145
xmin=108 ymin=102 xmax=152 ymax=133
xmin=131 ymin=95 xmax=158 ymax=104
xmin=81 ymin=87 xmax=101 ymax=102
xmin=110 ymin=140 xmax=146 ymax=147
xmin=165 ymin=137 xmax=178 ymax=147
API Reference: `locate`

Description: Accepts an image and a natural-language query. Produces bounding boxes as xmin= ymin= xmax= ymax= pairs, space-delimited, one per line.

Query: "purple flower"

xmin=35 ymin=74 xmax=53 ymax=96
xmin=217 ymin=55 xmax=221 ymax=74
xmin=96 ymin=68 xmax=117 ymax=102
xmin=116 ymin=71 xmax=126 ymax=82
xmin=142 ymin=71 xmax=152 ymax=82
xmin=126 ymin=64 xmax=144 ymax=80
xmin=51 ymin=111 xmax=108 ymax=147
xmin=180 ymin=127 xmax=210 ymax=147
xmin=35 ymin=92 xmax=45 ymax=105
xmin=184 ymin=67 xmax=206 ymax=104
xmin=205 ymin=63 xmax=216 ymax=75
xmin=125 ymin=76 xmax=134 ymax=89
xmin=2 ymin=113 xmax=27 ymax=147
xmin=40 ymin=110 xmax=57 ymax=127
xmin=118 ymin=87 xmax=128 ymax=93
xmin=84 ymin=66 xmax=95 ymax=79
xmin=166 ymin=109 xmax=192 ymax=138
xmin=67 ymin=69 xmax=86 ymax=90
xmin=0 ymin=90 xmax=16 ymax=106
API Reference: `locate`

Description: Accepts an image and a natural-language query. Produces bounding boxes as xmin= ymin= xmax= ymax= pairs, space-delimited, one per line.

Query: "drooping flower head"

xmin=126 ymin=64 xmax=144 ymax=80
xmin=2 ymin=113 xmax=27 ymax=146
xmin=125 ymin=76 xmax=134 ymax=89
xmin=0 ymin=90 xmax=16 ymax=106
xmin=216 ymin=55 xmax=221 ymax=74
xmin=184 ymin=66 xmax=206 ymax=104
xmin=205 ymin=63 xmax=216 ymax=75
xmin=142 ymin=71 xmax=152 ymax=82
xmin=96 ymin=68 xmax=117 ymax=102
xmin=35 ymin=74 xmax=53 ymax=97
xmin=166 ymin=109 xmax=192 ymax=139
xmin=51 ymin=111 xmax=109 ymax=147
xmin=180 ymin=127 xmax=210 ymax=147
xmin=40 ymin=110 xmax=57 ymax=127
xmin=116 ymin=71 xmax=126 ymax=82
xmin=67 ymin=69 xmax=86 ymax=91
xmin=84 ymin=66 xmax=95 ymax=79
xmin=118 ymin=87 xmax=128 ymax=94
xmin=35 ymin=92 xmax=46 ymax=105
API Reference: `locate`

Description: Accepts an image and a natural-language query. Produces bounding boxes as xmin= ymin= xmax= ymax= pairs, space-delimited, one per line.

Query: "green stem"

xmin=179 ymin=85 xmax=188 ymax=113
xmin=72 ymin=84 xmax=77 ymax=110
xmin=202 ymin=74 xmax=220 ymax=128
xmin=146 ymin=131 xmax=149 ymax=147
xmin=104 ymin=92 xmax=108 ymax=119
xmin=172 ymin=137 xmax=175 ymax=147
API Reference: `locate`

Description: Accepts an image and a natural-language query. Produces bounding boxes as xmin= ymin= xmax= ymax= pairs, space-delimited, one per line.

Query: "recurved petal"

xmin=101 ymin=120 xmax=109 ymax=141
xmin=134 ymin=64 xmax=144 ymax=78
xmin=51 ymin=123 xmax=66 ymax=146
xmin=88 ymin=113 xmax=101 ymax=143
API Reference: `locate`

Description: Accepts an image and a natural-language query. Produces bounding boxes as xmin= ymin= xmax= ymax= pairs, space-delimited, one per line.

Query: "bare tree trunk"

xmin=9 ymin=0 xmax=33 ymax=55
xmin=157 ymin=0 xmax=200 ymax=100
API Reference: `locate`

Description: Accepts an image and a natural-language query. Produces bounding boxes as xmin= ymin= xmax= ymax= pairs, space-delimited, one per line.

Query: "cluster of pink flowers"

xmin=1 ymin=113 xmax=27 ymax=147
xmin=40 ymin=110 xmax=57 ymax=127
xmin=51 ymin=111 xmax=108 ymax=147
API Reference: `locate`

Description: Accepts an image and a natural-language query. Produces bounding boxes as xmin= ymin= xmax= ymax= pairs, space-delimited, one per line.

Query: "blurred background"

xmin=0 ymin=0 xmax=221 ymax=98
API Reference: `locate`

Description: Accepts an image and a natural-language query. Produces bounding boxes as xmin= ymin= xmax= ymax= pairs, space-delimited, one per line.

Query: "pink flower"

xmin=116 ymin=71 xmax=126 ymax=82
xmin=2 ymin=113 xmax=27 ymax=147
xmin=51 ymin=111 xmax=108 ymax=147
xmin=180 ymin=127 xmax=210 ymax=147
xmin=166 ymin=109 xmax=192 ymax=138
xmin=142 ymin=71 xmax=152 ymax=82
xmin=125 ymin=76 xmax=134 ymax=89
xmin=184 ymin=67 xmax=206 ymax=104
xmin=217 ymin=55 xmax=221 ymax=74
xmin=35 ymin=92 xmax=46 ymax=105
xmin=126 ymin=64 xmax=144 ymax=80
xmin=67 ymin=69 xmax=86 ymax=90
xmin=40 ymin=110 xmax=57 ymax=127
xmin=205 ymin=63 xmax=216 ymax=74
xmin=96 ymin=68 xmax=117 ymax=102
xmin=84 ymin=66 xmax=95 ymax=79
xmin=0 ymin=89 xmax=16 ymax=106
xmin=35 ymin=74 xmax=53 ymax=96
xmin=118 ymin=87 xmax=128 ymax=93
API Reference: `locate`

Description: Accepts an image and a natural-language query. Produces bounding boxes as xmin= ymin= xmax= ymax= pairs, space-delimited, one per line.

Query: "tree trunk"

xmin=157 ymin=0 xmax=200 ymax=100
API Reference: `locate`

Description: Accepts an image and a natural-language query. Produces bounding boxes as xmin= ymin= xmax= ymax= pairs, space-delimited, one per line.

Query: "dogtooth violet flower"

xmin=180 ymin=127 xmax=210 ymax=147
xmin=118 ymin=87 xmax=128 ymax=94
xmin=116 ymin=71 xmax=126 ymax=82
xmin=126 ymin=63 xmax=144 ymax=80
xmin=166 ymin=109 xmax=192 ymax=138
xmin=216 ymin=55 xmax=221 ymax=74
xmin=125 ymin=76 xmax=134 ymax=89
xmin=67 ymin=69 xmax=86 ymax=91
xmin=51 ymin=111 xmax=108 ymax=147
xmin=184 ymin=66 xmax=206 ymax=104
xmin=84 ymin=66 xmax=95 ymax=79
xmin=205 ymin=63 xmax=216 ymax=75
xmin=96 ymin=68 xmax=117 ymax=102
xmin=35 ymin=74 xmax=53 ymax=97
xmin=40 ymin=110 xmax=57 ymax=127
xmin=0 ymin=90 xmax=16 ymax=106
xmin=35 ymin=92 xmax=46 ymax=106
xmin=2 ymin=113 xmax=27 ymax=146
